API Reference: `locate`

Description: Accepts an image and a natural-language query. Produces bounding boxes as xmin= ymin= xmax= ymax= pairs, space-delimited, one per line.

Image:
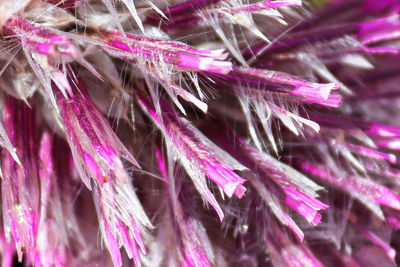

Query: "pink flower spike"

xmin=138 ymin=96 xmax=247 ymax=221
xmin=357 ymin=15 xmax=400 ymax=45
xmin=56 ymin=71 xmax=140 ymax=186
xmin=3 ymin=17 xmax=78 ymax=58
xmin=344 ymin=143 xmax=396 ymax=164
xmin=157 ymin=146 xmax=214 ymax=267
xmin=232 ymin=67 xmax=342 ymax=105
xmin=35 ymin=132 xmax=69 ymax=267
xmin=204 ymin=122 xmax=326 ymax=238
xmin=283 ymin=186 xmax=329 ymax=225
xmin=266 ymin=221 xmax=324 ymax=267
xmin=1 ymin=97 xmax=40 ymax=262
xmin=53 ymin=70 xmax=150 ymax=266
xmin=301 ymin=162 xmax=400 ymax=216
xmin=96 ymin=29 xmax=232 ymax=74
xmin=94 ymin=181 xmax=150 ymax=267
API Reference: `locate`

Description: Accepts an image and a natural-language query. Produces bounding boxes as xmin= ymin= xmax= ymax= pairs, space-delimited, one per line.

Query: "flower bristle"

xmin=0 ymin=0 xmax=400 ymax=266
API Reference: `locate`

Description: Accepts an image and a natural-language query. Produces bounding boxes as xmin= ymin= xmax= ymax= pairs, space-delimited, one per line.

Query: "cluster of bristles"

xmin=0 ymin=0 xmax=400 ymax=266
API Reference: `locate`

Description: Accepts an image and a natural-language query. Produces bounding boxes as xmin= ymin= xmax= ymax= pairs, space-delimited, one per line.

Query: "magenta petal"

xmin=284 ymin=186 xmax=329 ymax=225
xmin=203 ymin=161 xmax=246 ymax=198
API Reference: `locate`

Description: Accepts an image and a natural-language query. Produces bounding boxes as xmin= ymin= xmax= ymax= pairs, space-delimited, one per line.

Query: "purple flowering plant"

xmin=0 ymin=0 xmax=400 ymax=266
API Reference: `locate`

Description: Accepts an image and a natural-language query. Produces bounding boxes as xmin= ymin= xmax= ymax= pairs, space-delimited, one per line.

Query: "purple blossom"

xmin=0 ymin=0 xmax=400 ymax=266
